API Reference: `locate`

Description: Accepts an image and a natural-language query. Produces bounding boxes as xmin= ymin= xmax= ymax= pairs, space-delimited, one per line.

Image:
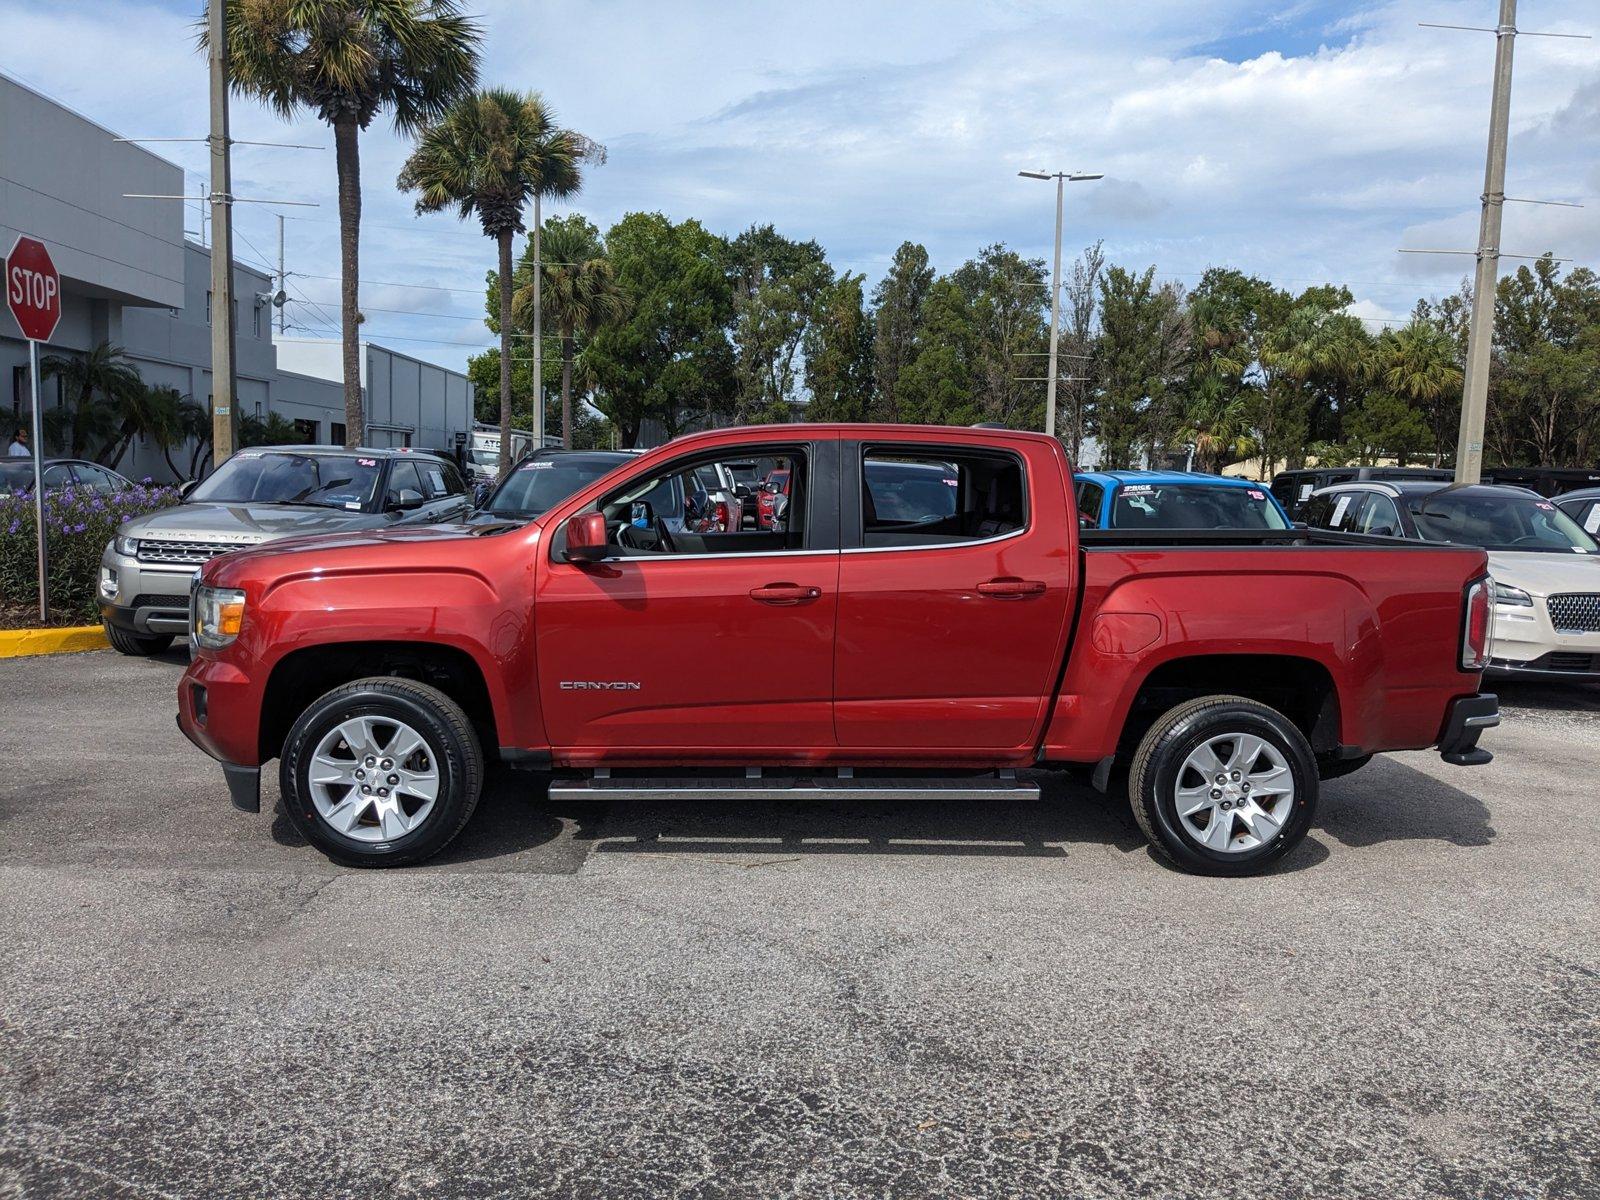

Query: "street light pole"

xmin=1019 ymin=170 xmax=1102 ymax=437
xmin=1454 ymin=0 xmax=1518 ymax=485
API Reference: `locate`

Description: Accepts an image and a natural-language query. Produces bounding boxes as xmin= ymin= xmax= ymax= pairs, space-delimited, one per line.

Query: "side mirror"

xmin=178 ymin=479 xmax=199 ymax=499
xmin=388 ymin=487 xmax=425 ymax=512
xmin=564 ymin=511 xmax=612 ymax=563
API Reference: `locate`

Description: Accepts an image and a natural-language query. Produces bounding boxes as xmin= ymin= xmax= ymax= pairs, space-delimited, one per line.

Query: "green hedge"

xmin=1 ymin=482 xmax=181 ymax=624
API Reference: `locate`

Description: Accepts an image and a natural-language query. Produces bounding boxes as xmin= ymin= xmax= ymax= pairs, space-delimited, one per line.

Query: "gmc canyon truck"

xmin=177 ymin=425 xmax=1499 ymax=876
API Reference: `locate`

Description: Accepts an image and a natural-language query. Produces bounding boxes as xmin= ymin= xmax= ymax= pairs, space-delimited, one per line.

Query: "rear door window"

xmin=861 ymin=450 xmax=1023 ymax=548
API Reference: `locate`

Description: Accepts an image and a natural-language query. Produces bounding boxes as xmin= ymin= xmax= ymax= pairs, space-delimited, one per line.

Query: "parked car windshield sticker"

xmin=1248 ymin=489 xmax=1265 ymax=500
xmin=1299 ymin=484 xmax=1314 ymax=501
xmin=1584 ymin=506 xmax=1600 ymax=535
xmin=1331 ymin=494 xmax=1353 ymax=526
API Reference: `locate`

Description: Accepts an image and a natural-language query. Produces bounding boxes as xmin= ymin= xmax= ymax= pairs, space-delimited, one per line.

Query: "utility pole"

xmin=532 ymin=193 xmax=544 ymax=448
xmin=206 ymin=0 xmax=238 ymax=467
xmin=1019 ymin=170 xmax=1102 ymax=437
xmin=277 ymin=212 xmax=288 ymax=335
xmin=1454 ymin=0 xmax=1517 ymax=485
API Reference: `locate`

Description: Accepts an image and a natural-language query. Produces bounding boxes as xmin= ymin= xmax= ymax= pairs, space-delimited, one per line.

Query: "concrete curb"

xmin=0 ymin=625 xmax=109 ymax=659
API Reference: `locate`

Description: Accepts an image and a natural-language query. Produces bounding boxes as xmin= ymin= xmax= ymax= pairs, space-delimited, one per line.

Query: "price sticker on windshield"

xmin=358 ymin=458 xmax=376 ymax=467
xmin=1122 ymin=484 xmax=1155 ymax=496
xmin=1585 ymin=507 xmax=1600 ymax=535
xmin=1248 ymin=489 xmax=1265 ymax=500
xmin=528 ymin=461 xmax=554 ymax=469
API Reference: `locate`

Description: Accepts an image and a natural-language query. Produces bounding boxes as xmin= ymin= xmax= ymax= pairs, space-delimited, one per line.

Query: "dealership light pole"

xmin=1019 ymin=170 xmax=1101 ymax=438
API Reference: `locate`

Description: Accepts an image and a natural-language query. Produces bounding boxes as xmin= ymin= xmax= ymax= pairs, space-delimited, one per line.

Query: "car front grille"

xmin=135 ymin=539 xmax=249 ymax=566
xmin=1547 ymin=593 xmax=1600 ymax=633
xmin=126 ymin=594 xmax=191 ymax=612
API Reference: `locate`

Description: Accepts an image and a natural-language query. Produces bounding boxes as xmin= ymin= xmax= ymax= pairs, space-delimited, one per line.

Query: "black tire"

xmin=279 ymin=677 xmax=483 ymax=868
xmin=104 ymin=622 xmax=173 ymax=656
xmin=1128 ymin=695 xmax=1318 ymax=876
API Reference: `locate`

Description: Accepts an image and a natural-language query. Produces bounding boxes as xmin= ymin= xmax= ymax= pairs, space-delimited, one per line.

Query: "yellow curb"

xmin=0 ymin=625 xmax=110 ymax=658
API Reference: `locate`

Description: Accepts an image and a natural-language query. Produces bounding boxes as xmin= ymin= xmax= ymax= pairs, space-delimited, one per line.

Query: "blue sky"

xmin=2 ymin=0 xmax=1596 ymax=371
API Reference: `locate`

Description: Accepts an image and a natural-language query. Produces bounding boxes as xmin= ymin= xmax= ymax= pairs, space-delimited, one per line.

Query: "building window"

xmin=205 ymin=291 xmax=212 ymax=325
xmin=253 ymin=304 xmax=262 ymax=338
xmin=293 ymin=418 xmax=319 ymax=444
xmin=331 ymin=422 xmax=347 ymax=446
xmin=254 ymin=401 xmax=263 ymax=418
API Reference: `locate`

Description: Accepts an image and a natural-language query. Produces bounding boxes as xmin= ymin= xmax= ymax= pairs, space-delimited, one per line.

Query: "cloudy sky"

xmin=2 ymin=0 xmax=1596 ymax=371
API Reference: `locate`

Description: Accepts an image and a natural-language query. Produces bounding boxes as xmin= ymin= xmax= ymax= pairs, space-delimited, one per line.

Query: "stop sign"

xmin=6 ymin=236 xmax=62 ymax=342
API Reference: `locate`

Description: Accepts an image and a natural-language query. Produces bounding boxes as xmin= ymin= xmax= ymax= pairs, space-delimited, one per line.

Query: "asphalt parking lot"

xmin=1 ymin=650 xmax=1597 ymax=1199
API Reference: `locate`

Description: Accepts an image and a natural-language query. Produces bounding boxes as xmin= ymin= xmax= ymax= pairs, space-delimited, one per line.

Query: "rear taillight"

xmin=715 ymin=500 xmax=731 ymax=531
xmin=1461 ymin=577 xmax=1493 ymax=671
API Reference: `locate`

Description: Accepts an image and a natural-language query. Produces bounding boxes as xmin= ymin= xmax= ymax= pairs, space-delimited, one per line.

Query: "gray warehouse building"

xmin=1 ymin=72 xmax=473 ymax=482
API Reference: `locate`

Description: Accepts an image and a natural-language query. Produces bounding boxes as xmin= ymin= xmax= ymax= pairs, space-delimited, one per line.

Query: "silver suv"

xmin=99 ymin=445 xmax=471 ymax=655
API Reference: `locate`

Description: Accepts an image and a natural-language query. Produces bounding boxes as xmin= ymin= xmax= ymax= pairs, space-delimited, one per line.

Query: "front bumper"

xmin=177 ymin=653 xmax=266 ymax=813
xmin=1435 ymin=693 xmax=1499 ymax=767
xmin=1489 ymin=600 xmax=1600 ymax=679
xmin=1486 ymin=652 xmax=1600 ymax=682
xmin=98 ymin=545 xmax=197 ymax=635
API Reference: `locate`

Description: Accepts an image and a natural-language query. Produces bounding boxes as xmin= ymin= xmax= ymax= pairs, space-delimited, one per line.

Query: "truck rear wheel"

xmin=1128 ymin=695 xmax=1317 ymax=876
xmin=279 ymin=677 xmax=483 ymax=868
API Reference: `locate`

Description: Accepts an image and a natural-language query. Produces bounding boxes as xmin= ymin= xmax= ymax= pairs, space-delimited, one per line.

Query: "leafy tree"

xmin=1060 ymin=242 xmax=1105 ymax=460
xmin=1094 ymin=267 xmax=1187 ymax=468
xmin=214 ymin=0 xmax=480 ymax=446
xmin=40 ymin=342 xmax=142 ymax=459
xmin=512 ymin=215 xmax=629 ymax=447
xmin=949 ymin=244 xmax=1053 ymax=430
xmin=239 ymin=411 xmax=306 ymax=447
xmin=1178 ymin=373 xmax=1255 ymax=474
xmin=870 ymin=242 xmax=934 ymax=421
xmin=803 ymin=272 xmax=874 ymax=421
xmin=729 ymin=225 xmax=832 ymax=422
xmin=897 ymin=279 xmax=982 ymax=426
xmin=1342 ymin=390 xmax=1430 ymax=466
xmin=1376 ymin=321 xmax=1462 ymax=465
xmin=399 ymin=88 xmax=592 ymax=469
xmin=583 ymin=213 xmax=736 ymax=446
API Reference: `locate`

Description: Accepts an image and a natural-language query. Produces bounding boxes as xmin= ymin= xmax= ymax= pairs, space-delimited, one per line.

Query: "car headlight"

xmin=1492 ymin=582 xmax=1533 ymax=607
xmin=114 ymin=533 xmax=139 ymax=556
xmin=193 ymin=585 xmax=247 ymax=649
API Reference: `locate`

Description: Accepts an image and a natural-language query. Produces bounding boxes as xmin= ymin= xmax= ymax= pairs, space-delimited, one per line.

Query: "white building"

xmin=0 ymin=71 xmax=473 ymax=480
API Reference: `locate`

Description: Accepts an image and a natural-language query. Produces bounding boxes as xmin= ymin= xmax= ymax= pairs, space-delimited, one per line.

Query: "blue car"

xmin=1073 ymin=470 xmax=1293 ymax=530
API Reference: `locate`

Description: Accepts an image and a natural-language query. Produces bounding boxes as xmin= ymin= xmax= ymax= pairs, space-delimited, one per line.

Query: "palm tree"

xmin=209 ymin=0 xmax=480 ymax=447
xmin=1178 ymin=374 xmax=1256 ymax=474
xmin=513 ymin=216 xmax=630 ymax=447
xmin=398 ymin=89 xmax=594 ymax=471
xmin=41 ymin=342 xmax=143 ymax=458
xmin=1379 ymin=322 xmax=1464 ymax=466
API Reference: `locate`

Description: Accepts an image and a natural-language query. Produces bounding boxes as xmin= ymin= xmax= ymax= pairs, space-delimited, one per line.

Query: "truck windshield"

xmin=1109 ymin=484 xmax=1289 ymax=530
xmin=483 ymin=458 xmax=624 ymax=518
xmin=1409 ymin=492 xmax=1598 ymax=553
xmin=189 ymin=452 xmax=383 ymax=510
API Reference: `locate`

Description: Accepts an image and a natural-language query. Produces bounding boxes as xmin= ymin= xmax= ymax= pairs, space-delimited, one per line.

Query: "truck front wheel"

xmin=279 ymin=677 xmax=484 ymax=868
xmin=1128 ymin=695 xmax=1318 ymax=876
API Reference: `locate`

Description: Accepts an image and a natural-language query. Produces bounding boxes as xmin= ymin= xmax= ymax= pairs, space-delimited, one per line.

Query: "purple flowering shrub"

xmin=0 ymin=481 xmax=180 ymax=623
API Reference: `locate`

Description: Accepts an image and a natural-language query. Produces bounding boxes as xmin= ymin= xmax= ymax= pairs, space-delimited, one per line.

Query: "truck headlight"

xmin=193 ymin=586 xmax=247 ymax=649
xmin=1492 ymin=582 xmax=1533 ymax=607
xmin=114 ymin=533 xmax=139 ymax=556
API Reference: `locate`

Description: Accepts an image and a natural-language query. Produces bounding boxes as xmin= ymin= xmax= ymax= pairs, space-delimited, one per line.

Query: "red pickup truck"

xmin=177 ymin=425 xmax=1498 ymax=876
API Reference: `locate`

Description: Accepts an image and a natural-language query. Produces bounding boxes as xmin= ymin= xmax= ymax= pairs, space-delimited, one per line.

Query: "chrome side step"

xmin=548 ymin=768 xmax=1039 ymax=803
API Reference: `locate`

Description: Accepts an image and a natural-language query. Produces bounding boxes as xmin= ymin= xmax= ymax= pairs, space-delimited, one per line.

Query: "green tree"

xmin=399 ymin=88 xmax=592 ymax=470
xmin=214 ymin=0 xmax=480 ymax=446
xmin=729 ymin=225 xmax=832 ymax=422
xmin=1060 ymin=242 xmax=1105 ymax=460
xmin=897 ymin=278 xmax=982 ymax=426
xmin=1177 ymin=373 xmax=1256 ymax=474
xmin=803 ymin=272 xmax=873 ymax=421
xmin=513 ymin=214 xmax=630 ymax=447
xmin=1488 ymin=256 xmax=1600 ymax=466
xmin=950 ymin=244 xmax=1054 ymax=430
xmin=870 ymin=242 xmax=934 ymax=421
xmin=40 ymin=342 xmax=142 ymax=459
xmin=239 ymin=411 xmax=306 ymax=447
xmin=583 ymin=213 xmax=735 ymax=446
xmin=1376 ymin=321 xmax=1462 ymax=465
xmin=1094 ymin=267 xmax=1187 ymax=468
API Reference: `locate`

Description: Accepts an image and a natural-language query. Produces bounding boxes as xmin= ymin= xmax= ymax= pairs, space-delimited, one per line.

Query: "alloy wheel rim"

xmin=1174 ymin=732 xmax=1295 ymax=854
xmin=307 ymin=715 xmax=440 ymax=843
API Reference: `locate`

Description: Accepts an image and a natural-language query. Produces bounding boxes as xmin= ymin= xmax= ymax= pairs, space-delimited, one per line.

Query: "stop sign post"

xmin=7 ymin=235 xmax=62 ymax=622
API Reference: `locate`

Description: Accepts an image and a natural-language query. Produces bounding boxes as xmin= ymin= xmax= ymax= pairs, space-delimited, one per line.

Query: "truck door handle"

xmin=749 ymin=583 xmax=821 ymax=605
xmin=976 ymin=577 xmax=1046 ymax=598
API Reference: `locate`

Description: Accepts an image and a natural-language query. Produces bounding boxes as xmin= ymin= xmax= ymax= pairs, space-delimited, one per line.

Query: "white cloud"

xmin=1 ymin=0 xmax=1595 ymax=371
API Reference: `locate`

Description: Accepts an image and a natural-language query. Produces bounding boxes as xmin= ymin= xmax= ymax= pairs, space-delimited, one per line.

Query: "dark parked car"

xmin=1270 ymin=466 xmax=1452 ymax=518
xmin=1554 ymin=488 xmax=1600 ymax=538
xmin=100 ymin=446 xmax=471 ymax=656
xmin=1481 ymin=466 xmax=1600 ymax=499
xmin=0 ymin=456 xmax=134 ymax=496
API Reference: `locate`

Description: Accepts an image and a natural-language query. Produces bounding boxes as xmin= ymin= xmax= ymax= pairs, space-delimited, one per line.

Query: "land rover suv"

xmin=99 ymin=446 xmax=470 ymax=655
